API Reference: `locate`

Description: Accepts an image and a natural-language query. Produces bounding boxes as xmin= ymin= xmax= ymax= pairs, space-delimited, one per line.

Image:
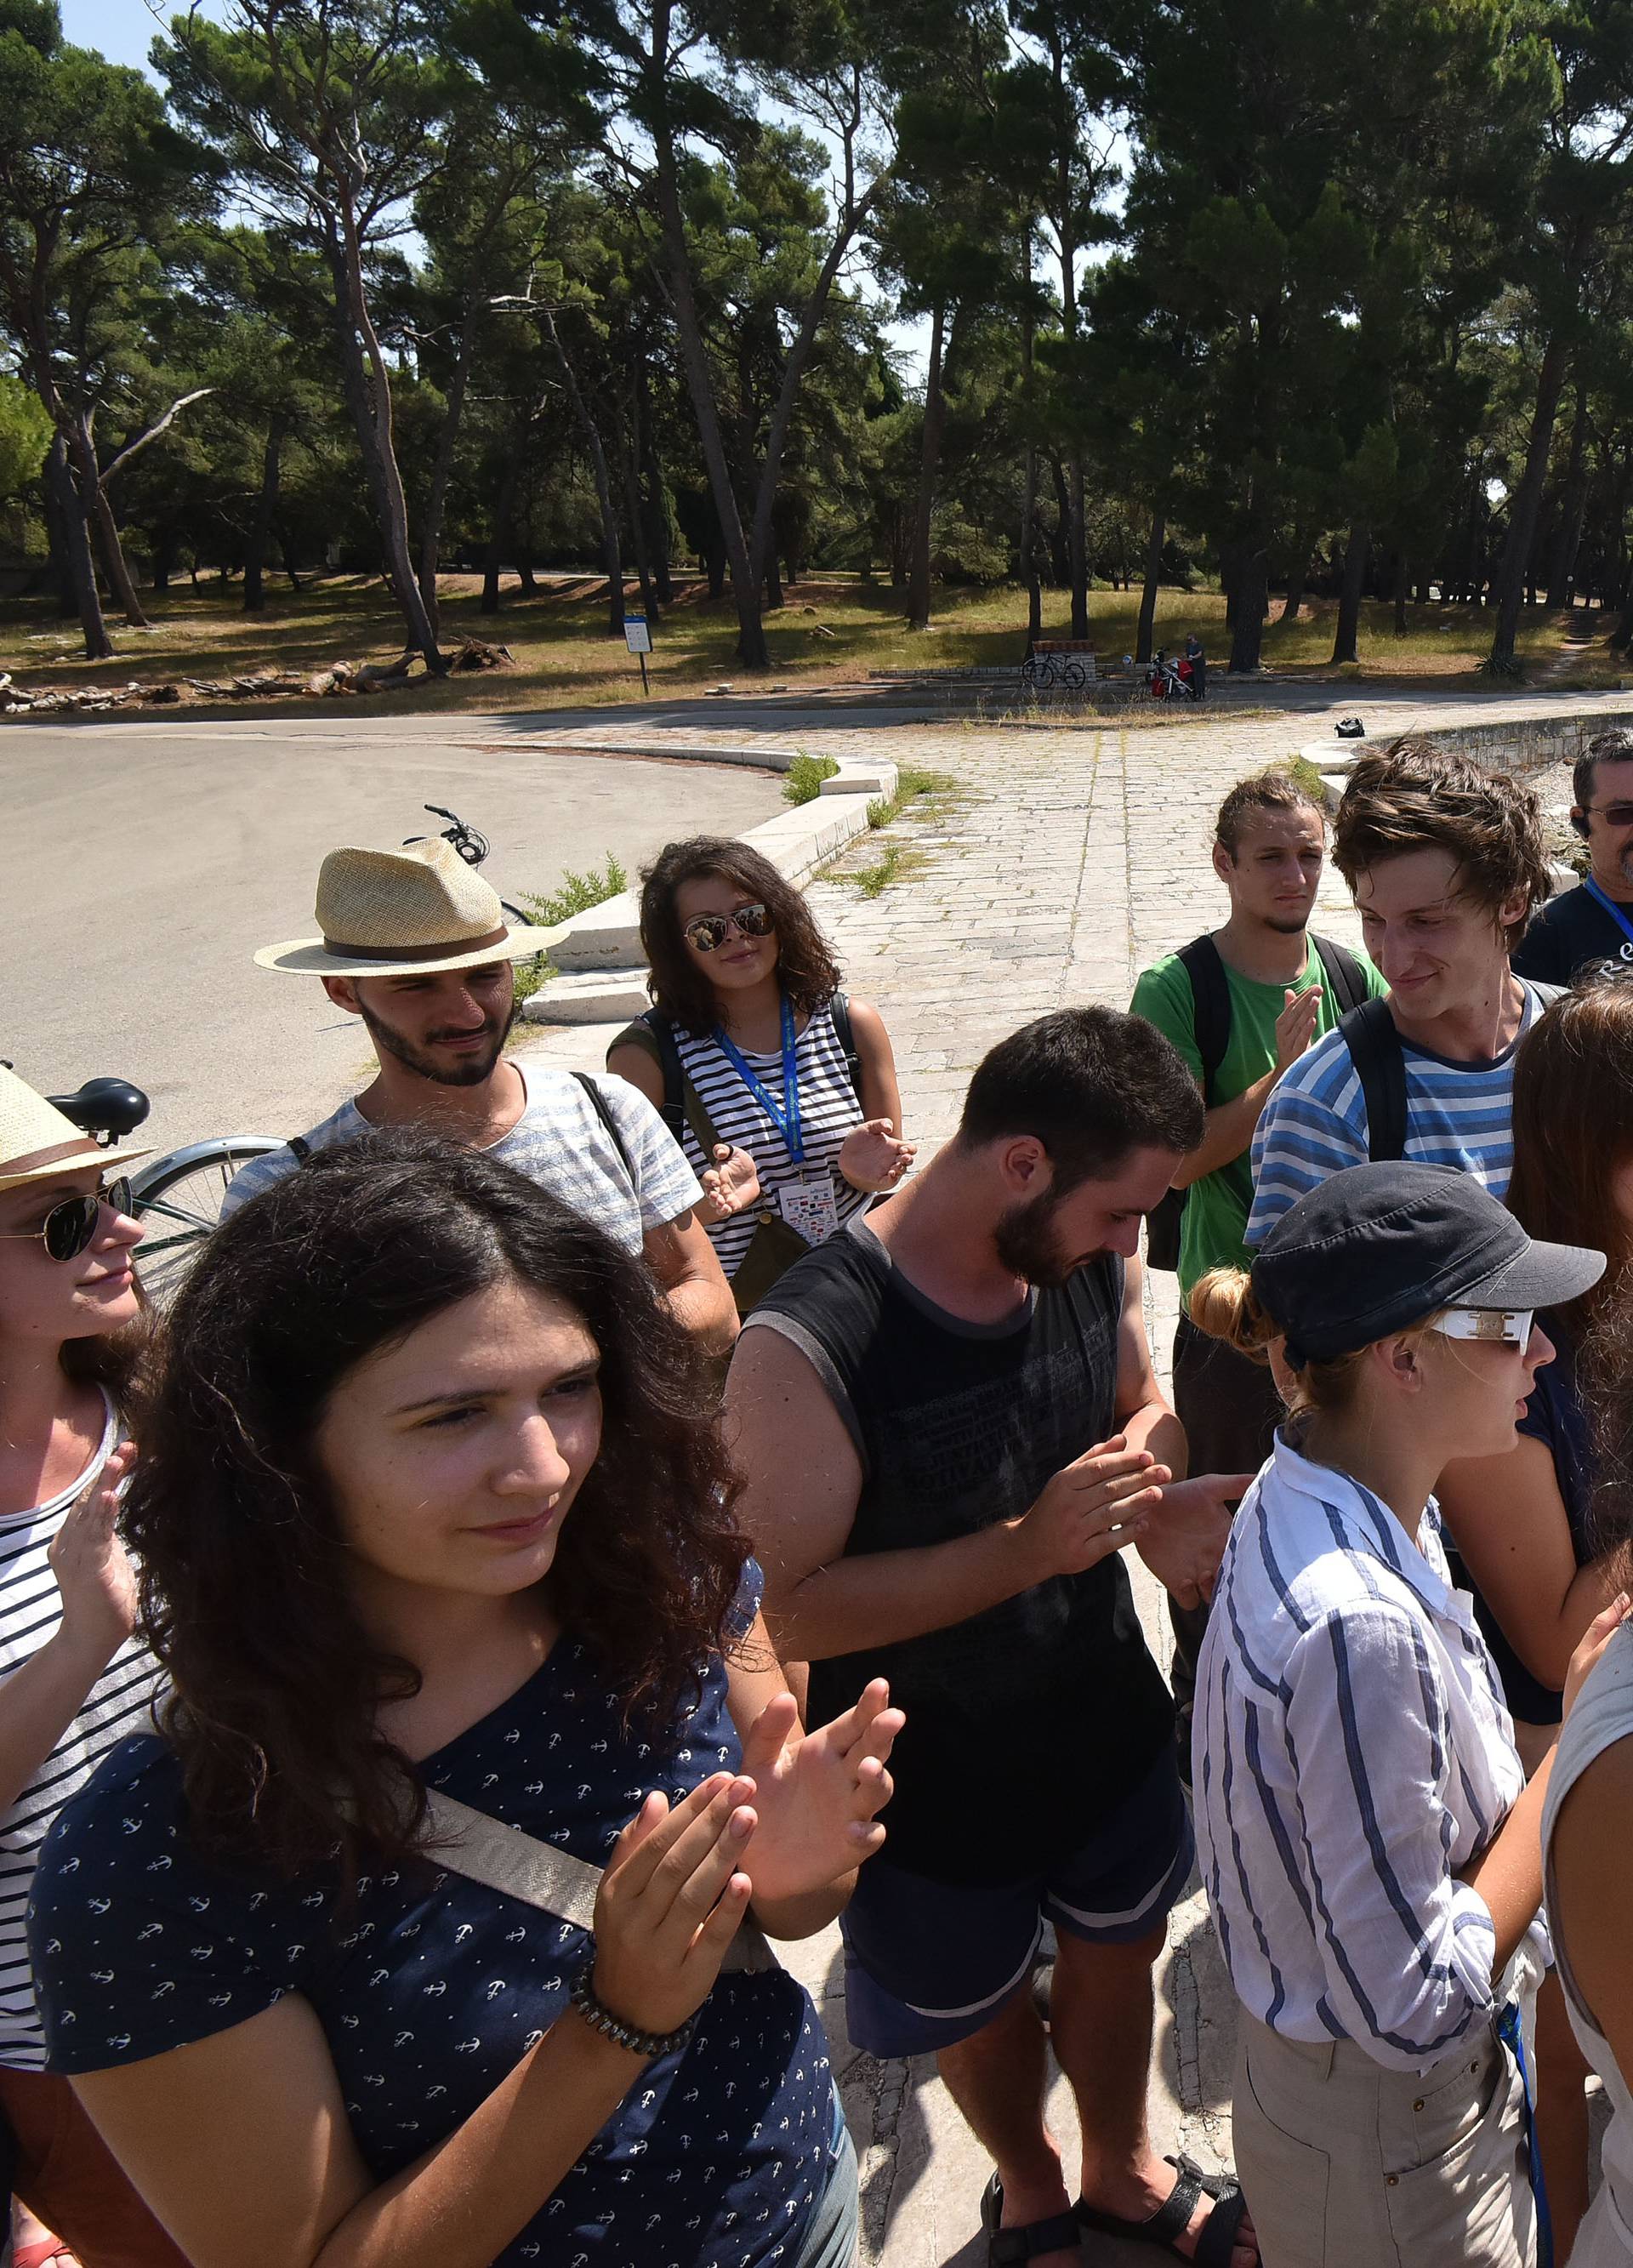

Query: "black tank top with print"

xmin=748 ymin=1223 xmax=1175 ymax=1883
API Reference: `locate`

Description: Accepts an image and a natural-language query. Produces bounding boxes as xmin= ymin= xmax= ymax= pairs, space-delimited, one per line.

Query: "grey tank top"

xmin=1543 ymin=1621 xmax=1633 ymax=2259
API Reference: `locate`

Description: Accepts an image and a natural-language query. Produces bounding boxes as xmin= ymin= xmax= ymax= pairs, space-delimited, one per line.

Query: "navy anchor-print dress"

xmin=27 ymin=1569 xmax=839 ymax=2267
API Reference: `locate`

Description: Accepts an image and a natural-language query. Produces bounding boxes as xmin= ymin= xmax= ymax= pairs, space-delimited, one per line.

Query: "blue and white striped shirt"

xmin=1244 ymin=980 xmax=1557 ymax=1248
xmin=1193 ymin=1433 xmax=1531 ymax=2074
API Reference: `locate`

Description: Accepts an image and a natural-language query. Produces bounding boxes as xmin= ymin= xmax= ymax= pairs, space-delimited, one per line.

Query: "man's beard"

xmin=994 ymin=1189 xmax=1087 ymax=1289
xmin=1264 ymin=912 xmax=1310 ymax=936
xmin=359 ymin=998 xmax=516 ymax=1086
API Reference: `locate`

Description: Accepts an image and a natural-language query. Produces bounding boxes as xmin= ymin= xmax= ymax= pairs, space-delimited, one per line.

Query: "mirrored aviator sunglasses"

xmin=0 ymin=1177 xmax=133 ymax=1263
xmin=682 ymin=903 xmax=776 ymax=953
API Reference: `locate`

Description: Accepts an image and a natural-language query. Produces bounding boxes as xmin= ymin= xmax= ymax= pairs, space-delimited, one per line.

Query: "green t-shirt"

xmin=1129 ymin=937 xmax=1388 ymax=1295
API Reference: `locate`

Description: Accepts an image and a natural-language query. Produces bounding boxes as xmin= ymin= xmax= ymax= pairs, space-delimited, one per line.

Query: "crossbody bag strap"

xmin=421 ymin=1789 xmax=777 ymax=1974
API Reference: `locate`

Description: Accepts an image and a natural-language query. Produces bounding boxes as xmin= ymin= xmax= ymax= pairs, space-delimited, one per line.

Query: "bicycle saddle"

xmin=47 ymin=1078 xmax=151 ymax=1139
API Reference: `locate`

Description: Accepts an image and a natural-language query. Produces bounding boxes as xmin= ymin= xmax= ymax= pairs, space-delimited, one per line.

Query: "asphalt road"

xmin=3 ymin=714 xmax=783 ymax=1154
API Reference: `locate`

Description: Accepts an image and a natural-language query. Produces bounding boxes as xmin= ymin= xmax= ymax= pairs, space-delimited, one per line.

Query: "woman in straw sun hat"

xmin=0 ymin=1069 xmax=183 ymax=2266
xmin=1189 ymin=1160 xmax=1629 ymax=2268
xmin=222 ymin=837 xmax=739 ymax=1354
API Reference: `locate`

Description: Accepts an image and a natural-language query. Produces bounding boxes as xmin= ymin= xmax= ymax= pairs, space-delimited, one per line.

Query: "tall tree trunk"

xmin=82 ymin=425 xmax=148 ymax=629
xmin=481 ymin=449 xmax=520 ymax=615
xmin=1228 ymin=550 xmax=1270 ymax=673
xmin=48 ymin=430 xmax=112 ymax=658
xmin=634 ymin=362 xmax=675 ymax=605
xmin=647 ymin=37 xmax=765 ymax=669
xmin=324 ymin=211 xmax=443 ymax=669
xmin=542 ymin=311 xmax=623 ymax=637
xmin=242 ymin=419 xmax=283 ymax=615
xmin=1018 ymin=233 xmax=1041 ymax=646
xmin=1393 ymin=551 xmax=1409 ymax=636
xmin=1136 ymin=504 xmax=1166 ymax=664
xmin=1330 ymin=522 xmax=1369 ymax=664
xmin=1047 ymin=454 xmax=1071 ymax=583
xmin=1545 ymin=373 xmax=1590 ymax=608
xmin=1488 ymin=329 xmax=1572 ymax=671
xmin=39 ymin=435 xmax=77 ymax=618
xmin=1280 ymin=527 xmax=1315 ymax=622
xmin=616 ymin=407 xmax=660 ymax=627
xmin=417 ymin=317 xmax=475 ymax=638
xmin=907 ymin=301 xmax=947 ymax=633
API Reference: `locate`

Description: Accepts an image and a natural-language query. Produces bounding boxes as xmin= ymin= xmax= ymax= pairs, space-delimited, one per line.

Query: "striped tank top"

xmin=674 ymin=1001 xmax=869 ymax=1277
xmin=1 ymin=1392 xmax=164 ymax=2068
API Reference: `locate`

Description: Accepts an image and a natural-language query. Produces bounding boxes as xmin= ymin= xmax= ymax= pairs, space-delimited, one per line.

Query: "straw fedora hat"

xmin=254 ymin=839 xmax=569 ymax=977
xmin=0 ymin=1067 xmax=152 ymax=1194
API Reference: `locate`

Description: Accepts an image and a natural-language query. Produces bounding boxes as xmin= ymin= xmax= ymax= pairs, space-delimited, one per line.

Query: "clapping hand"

xmin=734 ymin=1679 xmax=903 ymax=1905
xmin=698 ymin=1143 xmax=761 ymax=1224
xmin=1135 ymin=1472 xmax=1255 ymax=1610
xmin=48 ymin=1443 xmax=138 ymax=1673
xmin=839 ymin=1120 xmax=917 ymax=1194
xmin=590 ymin=1774 xmax=759 ymax=2038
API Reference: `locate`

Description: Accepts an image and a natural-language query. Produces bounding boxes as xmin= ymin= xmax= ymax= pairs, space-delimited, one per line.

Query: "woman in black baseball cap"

xmin=1186 ymin=1160 xmax=1627 ymax=2268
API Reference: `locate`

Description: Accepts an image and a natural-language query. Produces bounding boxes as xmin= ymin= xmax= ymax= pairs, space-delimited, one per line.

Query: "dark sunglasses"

xmin=1585 ymin=803 xmax=1633 ymax=827
xmin=683 ymin=903 xmax=775 ymax=953
xmin=0 ymin=1177 xmax=133 ymax=1263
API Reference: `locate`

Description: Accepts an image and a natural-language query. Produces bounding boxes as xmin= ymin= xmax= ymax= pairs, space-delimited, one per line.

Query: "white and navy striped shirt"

xmin=674 ymin=1003 xmax=868 ymax=1279
xmin=1245 ymin=979 xmax=1557 ymax=1248
xmin=3 ymin=1395 xmax=163 ymax=2069
xmin=1194 ymin=1433 xmax=1533 ymax=2075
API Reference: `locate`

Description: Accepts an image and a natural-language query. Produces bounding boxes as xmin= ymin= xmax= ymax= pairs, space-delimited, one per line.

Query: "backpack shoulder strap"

xmin=612 ymin=1010 xmax=685 ymax=1141
xmin=420 ymin=1790 xmax=774 ymax=1973
xmin=829 ymin=992 xmax=864 ymax=1103
xmin=1175 ymin=935 xmax=1232 ymax=1103
xmin=573 ymin=1071 xmax=636 ymax=1180
xmin=286 ymin=1135 xmax=312 ymax=1162
xmin=1338 ymin=996 xmax=1408 ymax=1162
xmin=1312 ymin=934 xmax=1370 ymax=1016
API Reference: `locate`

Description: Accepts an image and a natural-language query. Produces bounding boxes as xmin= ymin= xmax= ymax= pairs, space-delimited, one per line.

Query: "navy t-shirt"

xmin=28 ymin=1569 xmax=838 ymax=2267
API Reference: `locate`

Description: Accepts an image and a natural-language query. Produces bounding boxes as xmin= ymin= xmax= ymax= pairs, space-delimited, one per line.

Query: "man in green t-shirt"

xmin=1129 ymin=770 xmax=1387 ymax=1758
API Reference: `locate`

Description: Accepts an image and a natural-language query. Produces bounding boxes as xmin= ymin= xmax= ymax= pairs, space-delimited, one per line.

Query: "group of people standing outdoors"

xmin=4 ymin=722 xmax=1633 ymax=2268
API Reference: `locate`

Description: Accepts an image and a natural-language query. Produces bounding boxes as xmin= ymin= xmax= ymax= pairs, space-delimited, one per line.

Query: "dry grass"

xmin=1 ymin=571 xmax=1623 ymax=718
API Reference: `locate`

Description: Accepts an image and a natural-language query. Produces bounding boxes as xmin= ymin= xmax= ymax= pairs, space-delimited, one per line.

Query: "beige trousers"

xmin=1231 ymin=2012 xmax=1536 ymax=2268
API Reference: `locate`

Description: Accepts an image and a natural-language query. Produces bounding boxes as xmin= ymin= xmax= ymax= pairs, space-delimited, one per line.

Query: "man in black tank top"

xmin=730 ymin=1010 xmax=1259 ymax=2268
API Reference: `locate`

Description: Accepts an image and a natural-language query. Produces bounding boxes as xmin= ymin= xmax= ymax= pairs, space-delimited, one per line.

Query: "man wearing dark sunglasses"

xmin=1514 ymin=728 xmax=1633 ymax=984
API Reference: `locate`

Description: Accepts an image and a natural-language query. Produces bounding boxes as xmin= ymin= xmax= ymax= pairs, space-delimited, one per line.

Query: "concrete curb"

xmin=1300 ymin=696 xmax=1633 ymax=811
xmin=525 ymin=754 xmax=897 ymax=1022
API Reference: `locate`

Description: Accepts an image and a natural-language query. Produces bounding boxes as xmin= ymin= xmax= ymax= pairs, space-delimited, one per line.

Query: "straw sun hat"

xmin=0 ymin=1067 xmax=152 ymax=1195
xmin=254 ymin=839 xmax=569 ymax=978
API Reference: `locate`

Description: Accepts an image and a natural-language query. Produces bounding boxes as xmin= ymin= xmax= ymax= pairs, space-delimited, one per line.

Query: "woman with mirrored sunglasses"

xmin=609 ymin=836 xmax=915 ymax=1313
xmin=0 ymin=1069 xmax=181 ymax=2268
xmin=1188 ymin=1161 xmax=1628 ymax=2268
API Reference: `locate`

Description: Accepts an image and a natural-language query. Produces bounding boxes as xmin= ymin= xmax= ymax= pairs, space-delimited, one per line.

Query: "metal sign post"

xmin=623 ymin=613 xmax=652 ymax=696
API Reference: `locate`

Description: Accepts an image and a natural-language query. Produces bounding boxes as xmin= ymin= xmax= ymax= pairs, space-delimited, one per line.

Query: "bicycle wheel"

xmin=1062 ymin=660 xmax=1087 ymax=690
xmin=129 ymin=1137 xmax=284 ymax=1304
xmin=1019 ymin=657 xmax=1041 ymax=691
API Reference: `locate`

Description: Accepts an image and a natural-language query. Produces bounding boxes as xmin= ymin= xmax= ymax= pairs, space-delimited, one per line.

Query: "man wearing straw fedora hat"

xmin=222 ymin=839 xmax=738 ymax=1351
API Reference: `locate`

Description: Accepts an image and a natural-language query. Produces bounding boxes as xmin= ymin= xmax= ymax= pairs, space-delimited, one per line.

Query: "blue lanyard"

xmin=1584 ymin=874 xmax=1633 ymax=952
xmin=714 ymin=995 xmax=804 ymax=1165
xmin=1496 ymin=2000 xmax=1553 ymax=2268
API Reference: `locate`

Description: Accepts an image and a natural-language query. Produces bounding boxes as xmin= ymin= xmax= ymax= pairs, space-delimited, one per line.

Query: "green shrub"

xmin=511 ymin=852 xmax=629 ymax=1007
xmin=783 ymin=751 xmax=840 ymax=805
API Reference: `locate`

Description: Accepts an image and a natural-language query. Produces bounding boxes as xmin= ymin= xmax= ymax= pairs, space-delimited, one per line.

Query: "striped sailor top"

xmin=1193 ymin=1431 xmax=1536 ymax=2075
xmin=0 ymin=1392 xmax=163 ymax=2070
xmin=1244 ymin=978 xmax=1558 ymax=1249
xmin=674 ymin=1000 xmax=870 ymax=1278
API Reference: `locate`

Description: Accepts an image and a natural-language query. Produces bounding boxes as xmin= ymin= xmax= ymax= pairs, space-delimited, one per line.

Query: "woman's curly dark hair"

xmin=639 ymin=835 xmax=843 ymax=1038
xmin=124 ymin=1129 xmax=748 ymax=1876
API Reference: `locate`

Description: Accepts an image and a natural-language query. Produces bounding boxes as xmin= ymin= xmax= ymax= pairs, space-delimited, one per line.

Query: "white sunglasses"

xmin=1428 ymin=1306 xmax=1534 ymax=1348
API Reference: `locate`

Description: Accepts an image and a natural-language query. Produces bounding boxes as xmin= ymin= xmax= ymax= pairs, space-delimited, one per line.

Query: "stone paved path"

xmin=517 ymin=687 xmax=1631 ymax=2266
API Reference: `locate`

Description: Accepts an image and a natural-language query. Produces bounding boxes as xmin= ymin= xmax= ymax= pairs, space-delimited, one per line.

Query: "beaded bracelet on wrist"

xmin=569 ymin=1964 xmax=696 ymax=2061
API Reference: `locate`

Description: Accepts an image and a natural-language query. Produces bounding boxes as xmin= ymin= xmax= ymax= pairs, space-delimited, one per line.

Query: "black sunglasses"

xmin=683 ymin=903 xmax=776 ymax=953
xmin=0 ymin=1177 xmax=133 ymax=1263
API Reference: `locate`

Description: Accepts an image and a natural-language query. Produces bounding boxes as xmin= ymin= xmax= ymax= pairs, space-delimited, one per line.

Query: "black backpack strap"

xmin=574 ymin=1071 xmax=635 ymax=1180
xmin=287 ymin=1136 xmax=311 ymax=1162
xmin=1312 ymin=934 xmax=1370 ymax=1016
xmin=1338 ymin=996 xmax=1408 ymax=1162
xmin=829 ymin=992 xmax=864 ymax=1104
xmin=1175 ymin=935 xmax=1232 ymax=1103
xmin=612 ymin=1009 xmax=686 ymax=1141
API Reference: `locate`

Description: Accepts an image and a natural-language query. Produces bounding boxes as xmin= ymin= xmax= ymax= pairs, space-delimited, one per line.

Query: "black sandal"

xmin=1075 ymin=2153 xmax=1255 ymax=2267
xmin=980 ymin=2172 xmax=1082 ymax=2265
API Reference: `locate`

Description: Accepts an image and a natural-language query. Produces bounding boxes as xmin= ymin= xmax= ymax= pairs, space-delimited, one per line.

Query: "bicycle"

xmin=46 ymin=1077 xmax=282 ymax=1307
xmin=1019 ymin=652 xmax=1088 ymax=693
xmin=404 ymin=804 xmax=535 ymax=928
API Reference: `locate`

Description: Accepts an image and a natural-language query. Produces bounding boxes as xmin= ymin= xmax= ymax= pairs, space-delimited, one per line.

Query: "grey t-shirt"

xmin=220 ymin=1065 xmax=703 ymax=1252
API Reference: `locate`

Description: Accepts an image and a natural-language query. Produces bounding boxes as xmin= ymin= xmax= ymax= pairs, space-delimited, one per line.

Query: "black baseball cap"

xmin=1251 ymin=1162 xmax=1605 ymax=1369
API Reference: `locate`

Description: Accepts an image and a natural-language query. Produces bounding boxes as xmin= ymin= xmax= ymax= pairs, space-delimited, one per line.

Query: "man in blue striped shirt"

xmin=1247 ymin=741 xmax=1558 ymax=1248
